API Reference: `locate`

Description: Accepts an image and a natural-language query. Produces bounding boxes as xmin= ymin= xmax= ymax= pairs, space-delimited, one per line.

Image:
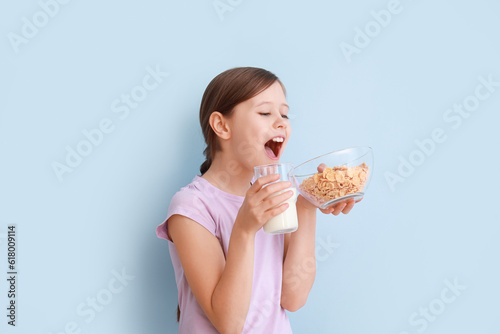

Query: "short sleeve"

xmin=156 ymin=187 xmax=217 ymax=242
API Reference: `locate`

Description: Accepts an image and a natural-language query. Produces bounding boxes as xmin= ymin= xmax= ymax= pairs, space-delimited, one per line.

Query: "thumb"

xmin=317 ymin=163 xmax=327 ymax=173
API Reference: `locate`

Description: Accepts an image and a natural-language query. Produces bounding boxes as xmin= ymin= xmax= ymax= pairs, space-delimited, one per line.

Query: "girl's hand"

xmin=316 ymin=163 xmax=363 ymax=216
xmin=234 ymin=174 xmax=294 ymax=235
xmin=319 ymin=197 xmax=363 ymax=215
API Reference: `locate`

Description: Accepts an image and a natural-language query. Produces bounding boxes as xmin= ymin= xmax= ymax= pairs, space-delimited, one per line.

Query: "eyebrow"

xmin=254 ymin=101 xmax=290 ymax=110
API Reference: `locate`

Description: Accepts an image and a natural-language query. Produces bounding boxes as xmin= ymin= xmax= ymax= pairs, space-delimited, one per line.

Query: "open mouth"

xmin=264 ymin=136 xmax=284 ymax=160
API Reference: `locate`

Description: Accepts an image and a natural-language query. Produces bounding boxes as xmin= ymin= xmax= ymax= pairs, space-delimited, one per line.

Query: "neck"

xmin=201 ymin=154 xmax=253 ymax=197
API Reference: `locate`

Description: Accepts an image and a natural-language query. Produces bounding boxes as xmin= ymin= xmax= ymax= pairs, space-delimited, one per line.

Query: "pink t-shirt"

xmin=156 ymin=175 xmax=293 ymax=334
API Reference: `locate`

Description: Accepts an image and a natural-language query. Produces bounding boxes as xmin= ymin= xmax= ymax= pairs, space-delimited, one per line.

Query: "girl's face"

xmin=225 ymin=81 xmax=291 ymax=170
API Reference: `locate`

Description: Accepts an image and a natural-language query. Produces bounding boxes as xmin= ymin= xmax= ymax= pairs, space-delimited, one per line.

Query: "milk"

xmin=264 ymin=188 xmax=298 ymax=234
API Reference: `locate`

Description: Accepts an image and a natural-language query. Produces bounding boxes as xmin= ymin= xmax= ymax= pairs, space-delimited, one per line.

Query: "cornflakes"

xmin=299 ymin=163 xmax=370 ymax=204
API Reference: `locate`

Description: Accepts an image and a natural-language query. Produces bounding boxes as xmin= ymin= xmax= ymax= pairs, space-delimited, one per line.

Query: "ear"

xmin=209 ymin=111 xmax=231 ymax=140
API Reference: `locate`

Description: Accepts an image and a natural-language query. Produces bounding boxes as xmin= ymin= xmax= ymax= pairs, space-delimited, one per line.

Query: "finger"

xmin=341 ymin=199 xmax=356 ymax=214
xmin=355 ymin=197 xmax=364 ymax=203
xmin=264 ymin=202 xmax=290 ymax=221
xmin=249 ymin=174 xmax=281 ymax=193
xmin=258 ymin=180 xmax=293 ymax=202
xmin=317 ymin=163 xmax=327 ymax=173
xmin=320 ymin=206 xmax=334 ymax=214
xmin=263 ymin=189 xmax=294 ymax=210
xmin=332 ymin=202 xmax=347 ymax=216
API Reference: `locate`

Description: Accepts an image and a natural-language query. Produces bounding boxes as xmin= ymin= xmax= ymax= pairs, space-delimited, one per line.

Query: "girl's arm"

xmin=280 ymin=195 xmax=317 ymax=312
xmin=169 ymin=174 xmax=293 ymax=334
xmin=169 ymin=215 xmax=255 ymax=333
xmin=281 ymin=195 xmax=358 ymax=311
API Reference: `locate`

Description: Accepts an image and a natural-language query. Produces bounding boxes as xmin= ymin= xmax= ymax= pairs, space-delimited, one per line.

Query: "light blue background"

xmin=1 ymin=0 xmax=499 ymax=333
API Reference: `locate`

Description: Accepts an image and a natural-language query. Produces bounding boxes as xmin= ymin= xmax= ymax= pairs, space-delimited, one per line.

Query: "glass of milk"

xmin=254 ymin=163 xmax=298 ymax=234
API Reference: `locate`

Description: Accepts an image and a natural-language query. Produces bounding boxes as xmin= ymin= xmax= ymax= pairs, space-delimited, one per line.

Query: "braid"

xmin=199 ymin=145 xmax=213 ymax=175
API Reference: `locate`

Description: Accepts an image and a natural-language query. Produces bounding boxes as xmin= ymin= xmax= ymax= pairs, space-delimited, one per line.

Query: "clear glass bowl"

xmin=290 ymin=147 xmax=374 ymax=209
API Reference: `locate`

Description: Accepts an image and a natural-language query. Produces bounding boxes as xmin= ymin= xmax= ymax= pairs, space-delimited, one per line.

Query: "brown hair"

xmin=199 ymin=67 xmax=285 ymax=175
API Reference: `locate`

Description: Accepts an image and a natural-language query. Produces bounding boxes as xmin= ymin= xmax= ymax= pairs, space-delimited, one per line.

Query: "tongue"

xmin=265 ymin=145 xmax=277 ymax=159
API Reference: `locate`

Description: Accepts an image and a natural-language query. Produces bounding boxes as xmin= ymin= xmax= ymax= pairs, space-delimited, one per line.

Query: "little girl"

xmin=156 ymin=67 xmax=359 ymax=333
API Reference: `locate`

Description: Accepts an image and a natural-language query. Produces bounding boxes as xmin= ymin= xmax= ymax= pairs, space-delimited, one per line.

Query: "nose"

xmin=273 ymin=113 xmax=286 ymax=129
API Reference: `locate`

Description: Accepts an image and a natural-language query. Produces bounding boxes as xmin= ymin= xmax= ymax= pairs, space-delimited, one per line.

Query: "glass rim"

xmin=292 ymin=146 xmax=372 ymax=171
xmin=253 ymin=162 xmax=293 ymax=170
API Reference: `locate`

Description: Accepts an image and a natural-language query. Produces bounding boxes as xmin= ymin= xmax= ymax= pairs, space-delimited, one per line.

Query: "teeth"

xmin=272 ymin=137 xmax=284 ymax=143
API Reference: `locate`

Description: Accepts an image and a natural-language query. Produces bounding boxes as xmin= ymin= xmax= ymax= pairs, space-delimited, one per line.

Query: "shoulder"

xmin=157 ymin=176 xmax=219 ymax=242
xmin=169 ymin=176 xmax=216 ymax=210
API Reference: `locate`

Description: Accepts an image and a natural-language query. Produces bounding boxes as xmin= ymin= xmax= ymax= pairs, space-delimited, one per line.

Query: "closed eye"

xmin=259 ymin=112 xmax=289 ymax=119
